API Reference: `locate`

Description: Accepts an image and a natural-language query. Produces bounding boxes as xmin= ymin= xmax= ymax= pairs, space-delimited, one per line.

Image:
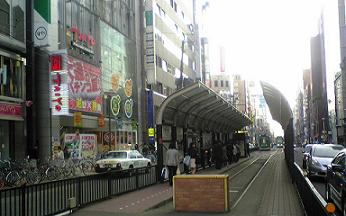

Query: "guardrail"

xmin=0 ymin=165 xmax=157 ymax=216
xmin=292 ymin=162 xmax=334 ymax=216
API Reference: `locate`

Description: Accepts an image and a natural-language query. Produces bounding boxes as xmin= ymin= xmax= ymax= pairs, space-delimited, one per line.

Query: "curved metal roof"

xmin=156 ymin=82 xmax=252 ymax=132
xmin=260 ymin=81 xmax=293 ymax=130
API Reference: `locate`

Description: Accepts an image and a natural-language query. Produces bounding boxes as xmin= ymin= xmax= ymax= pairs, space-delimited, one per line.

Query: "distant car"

xmin=302 ymin=144 xmax=314 ymax=169
xmin=306 ymin=144 xmax=344 ymax=178
xmin=326 ymin=149 xmax=346 ymax=214
xmin=94 ymin=150 xmax=151 ymax=173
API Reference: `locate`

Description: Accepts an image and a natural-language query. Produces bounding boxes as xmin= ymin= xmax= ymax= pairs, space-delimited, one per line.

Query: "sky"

xmin=203 ymin=0 xmax=340 ymax=136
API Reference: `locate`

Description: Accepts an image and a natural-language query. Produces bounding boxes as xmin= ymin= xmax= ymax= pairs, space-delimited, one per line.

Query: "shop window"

xmin=0 ymin=56 xmax=23 ymax=98
xmin=0 ymin=0 xmax=10 ymax=36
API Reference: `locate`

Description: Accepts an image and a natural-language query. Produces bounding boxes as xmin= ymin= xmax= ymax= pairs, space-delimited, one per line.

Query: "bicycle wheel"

xmin=45 ymin=167 xmax=57 ymax=181
xmin=81 ymin=161 xmax=94 ymax=175
xmin=26 ymin=169 xmax=41 ymax=185
xmin=6 ymin=171 xmax=20 ymax=186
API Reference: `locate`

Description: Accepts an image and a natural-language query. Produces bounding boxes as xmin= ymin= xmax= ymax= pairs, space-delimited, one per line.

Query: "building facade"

xmin=336 ymin=0 xmax=346 ymax=145
xmin=143 ymin=0 xmax=200 ymax=148
xmin=233 ymin=75 xmax=247 ymax=114
xmin=210 ymin=74 xmax=231 ymax=101
xmin=34 ymin=0 xmax=143 ymax=160
xmin=303 ymin=69 xmax=311 ymax=143
xmin=0 ymin=0 xmax=27 ymax=160
xmin=310 ymin=27 xmax=329 ymax=143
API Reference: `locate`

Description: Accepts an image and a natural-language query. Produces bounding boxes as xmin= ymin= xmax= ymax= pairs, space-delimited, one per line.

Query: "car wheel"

xmin=326 ymin=183 xmax=332 ymax=202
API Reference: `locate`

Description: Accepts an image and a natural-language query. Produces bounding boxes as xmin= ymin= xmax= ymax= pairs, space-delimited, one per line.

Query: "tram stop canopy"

xmin=260 ymin=81 xmax=293 ymax=130
xmin=156 ymin=81 xmax=252 ymax=132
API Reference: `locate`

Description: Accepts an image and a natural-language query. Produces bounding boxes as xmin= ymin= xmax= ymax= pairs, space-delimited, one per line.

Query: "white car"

xmin=94 ymin=150 xmax=151 ymax=173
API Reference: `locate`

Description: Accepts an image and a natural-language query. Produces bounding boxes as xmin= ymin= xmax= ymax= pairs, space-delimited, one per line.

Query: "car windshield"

xmin=105 ymin=152 xmax=127 ymax=159
xmin=313 ymin=146 xmax=344 ymax=158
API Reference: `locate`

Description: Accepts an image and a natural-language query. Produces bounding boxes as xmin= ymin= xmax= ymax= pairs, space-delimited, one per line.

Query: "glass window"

xmin=313 ymin=146 xmax=344 ymax=158
xmin=129 ymin=152 xmax=136 ymax=159
xmin=214 ymin=80 xmax=218 ymax=87
xmin=221 ymin=80 xmax=224 ymax=87
xmin=162 ymin=59 xmax=167 ymax=72
xmin=106 ymin=151 xmax=127 ymax=159
xmin=332 ymin=152 xmax=345 ymax=166
xmin=0 ymin=56 xmax=23 ymax=98
xmin=12 ymin=0 xmax=25 ymax=42
xmin=0 ymin=0 xmax=10 ymax=36
xmin=226 ymin=81 xmax=229 ymax=87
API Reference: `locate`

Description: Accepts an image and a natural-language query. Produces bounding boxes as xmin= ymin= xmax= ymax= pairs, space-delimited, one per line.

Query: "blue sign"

xmin=147 ymin=90 xmax=155 ymax=144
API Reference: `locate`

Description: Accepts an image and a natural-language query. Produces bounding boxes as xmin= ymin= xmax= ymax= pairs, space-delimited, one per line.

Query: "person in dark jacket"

xmin=214 ymin=141 xmax=223 ymax=169
xmin=188 ymin=143 xmax=198 ymax=174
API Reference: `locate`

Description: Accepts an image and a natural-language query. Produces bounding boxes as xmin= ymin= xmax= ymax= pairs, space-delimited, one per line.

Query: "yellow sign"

xmin=148 ymin=128 xmax=155 ymax=137
xmin=98 ymin=115 xmax=105 ymax=128
xmin=73 ymin=112 xmax=82 ymax=127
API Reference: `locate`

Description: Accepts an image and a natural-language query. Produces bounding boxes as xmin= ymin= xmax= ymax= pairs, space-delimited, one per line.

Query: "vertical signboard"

xmin=145 ymin=0 xmax=156 ymax=84
xmin=147 ymin=89 xmax=155 ymax=144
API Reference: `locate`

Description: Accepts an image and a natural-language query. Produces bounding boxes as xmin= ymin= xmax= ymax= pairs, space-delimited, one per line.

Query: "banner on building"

xmin=144 ymin=0 xmax=156 ymax=84
xmin=50 ymin=69 xmax=69 ymax=116
xmin=67 ymin=55 xmax=102 ymax=113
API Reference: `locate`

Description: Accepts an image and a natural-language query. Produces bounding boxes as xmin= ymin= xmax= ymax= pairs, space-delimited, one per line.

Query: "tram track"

xmin=225 ymin=149 xmax=280 ymax=209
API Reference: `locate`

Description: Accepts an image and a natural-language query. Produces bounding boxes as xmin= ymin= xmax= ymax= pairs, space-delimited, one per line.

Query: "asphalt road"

xmin=137 ymin=149 xmax=304 ymax=216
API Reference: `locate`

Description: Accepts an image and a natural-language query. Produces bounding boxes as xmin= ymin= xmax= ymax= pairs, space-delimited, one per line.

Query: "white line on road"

xmin=229 ymin=190 xmax=239 ymax=193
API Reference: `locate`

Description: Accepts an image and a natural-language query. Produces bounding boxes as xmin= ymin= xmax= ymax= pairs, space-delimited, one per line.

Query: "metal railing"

xmin=292 ymin=162 xmax=334 ymax=216
xmin=0 ymin=165 xmax=157 ymax=216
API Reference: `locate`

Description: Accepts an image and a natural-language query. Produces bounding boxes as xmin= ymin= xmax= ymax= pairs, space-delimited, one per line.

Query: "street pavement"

xmin=71 ymin=149 xmax=304 ymax=216
xmin=71 ymin=152 xmax=256 ymax=216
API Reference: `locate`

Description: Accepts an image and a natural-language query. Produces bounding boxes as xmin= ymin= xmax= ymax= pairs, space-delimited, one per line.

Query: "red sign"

xmin=50 ymin=55 xmax=61 ymax=71
xmin=70 ymin=27 xmax=96 ymax=47
xmin=0 ymin=103 xmax=22 ymax=117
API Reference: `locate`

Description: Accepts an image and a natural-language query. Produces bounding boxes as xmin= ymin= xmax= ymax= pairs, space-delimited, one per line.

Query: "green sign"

xmin=34 ymin=0 xmax=51 ymax=23
xmin=111 ymin=95 xmax=121 ymax=116
xmin=145 ymin=11 xmax=153 ymax=26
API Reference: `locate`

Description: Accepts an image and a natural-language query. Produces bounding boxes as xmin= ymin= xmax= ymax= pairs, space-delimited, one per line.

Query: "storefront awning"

xmin=260 ymin=81 xmax=293 ymax=129
xmin=156 ymin=82 xmax=252 ymax=132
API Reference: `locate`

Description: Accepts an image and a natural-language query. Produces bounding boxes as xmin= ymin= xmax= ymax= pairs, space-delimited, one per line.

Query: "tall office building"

xmin=303 ymin=69 xmax=312 ymax=143
xmin=144 ymin=0 xmax=200 ymax=97
xmin=336 ymin=0 xmax=346 ymax=145
xmin=309 ymin=16 xmax=329 ymax=143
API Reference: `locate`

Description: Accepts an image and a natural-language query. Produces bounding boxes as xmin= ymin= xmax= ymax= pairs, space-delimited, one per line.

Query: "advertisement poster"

xmin=67 ymin=56 xmax=102 ymax=113
xmin=64 ymin=133 xmax=97 ymax=159
xmin=80 ymin=134 xmax=97 ymax=159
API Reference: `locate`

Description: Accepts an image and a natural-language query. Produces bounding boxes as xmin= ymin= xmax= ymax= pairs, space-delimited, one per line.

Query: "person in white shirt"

xmin=165 ymin=143 xmax=180 ymax=186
